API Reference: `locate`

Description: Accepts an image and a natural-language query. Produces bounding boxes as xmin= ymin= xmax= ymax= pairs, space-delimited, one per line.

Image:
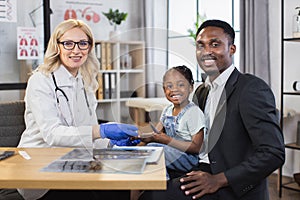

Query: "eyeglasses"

xmin=58 ymin=40 xmax=91 ymax=50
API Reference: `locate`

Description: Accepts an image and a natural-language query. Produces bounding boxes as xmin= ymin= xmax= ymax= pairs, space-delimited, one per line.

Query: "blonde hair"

xmin=38 ymin=19 xmax=99 ymax=92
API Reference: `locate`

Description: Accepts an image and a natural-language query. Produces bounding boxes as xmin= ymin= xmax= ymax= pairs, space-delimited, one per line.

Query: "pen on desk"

xmin=0 ymin=151 xmax=15 ymax=161
xmin=149 ymin=122 xmax=160 ymax=134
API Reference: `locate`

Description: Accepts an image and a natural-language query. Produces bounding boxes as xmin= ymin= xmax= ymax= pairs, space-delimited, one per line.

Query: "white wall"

xmin=0 ymin=0 xmax=44 ymax=101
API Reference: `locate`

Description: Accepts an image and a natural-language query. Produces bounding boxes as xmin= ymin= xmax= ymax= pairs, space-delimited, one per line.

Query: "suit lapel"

xmin=207 ymin=69 xmax=240 ymax=153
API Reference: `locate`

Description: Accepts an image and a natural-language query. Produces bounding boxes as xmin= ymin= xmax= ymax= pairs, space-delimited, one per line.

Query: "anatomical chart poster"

xmin=50 ymin=0 xmax=112 ymax=40
xmin=17 ymin=27 xmax=39 ymax=60
xmin=50 ymin=1 xmax=103 ymax=28
xmin=0 ymin=0 xmax=17 ymax=22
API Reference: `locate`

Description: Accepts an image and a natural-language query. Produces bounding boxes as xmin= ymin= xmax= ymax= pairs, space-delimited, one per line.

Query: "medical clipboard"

xmin=93 ymin=148 xmax=150 ymax=173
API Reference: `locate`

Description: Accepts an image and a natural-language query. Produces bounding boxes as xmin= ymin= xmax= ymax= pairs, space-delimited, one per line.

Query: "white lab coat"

xmin=17 ymin=66 xmax=109 ymax=199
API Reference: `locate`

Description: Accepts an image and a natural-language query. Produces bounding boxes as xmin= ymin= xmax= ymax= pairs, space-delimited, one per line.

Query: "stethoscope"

xmin=51 ymin=72 xmax=92 ymax=126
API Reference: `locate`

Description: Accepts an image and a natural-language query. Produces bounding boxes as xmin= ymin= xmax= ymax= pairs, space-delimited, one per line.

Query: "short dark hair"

xmin=196 ymin=19 xmax=235 ymax=44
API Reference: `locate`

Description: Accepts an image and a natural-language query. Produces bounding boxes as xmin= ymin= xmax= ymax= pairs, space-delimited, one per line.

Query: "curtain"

xmin=141 ymin=0 xmax=168 ymax=98
xmin=141 ymin=0 xmax=156 ymax=97
xmin=239 ymin=0 xmax=270 ymax=85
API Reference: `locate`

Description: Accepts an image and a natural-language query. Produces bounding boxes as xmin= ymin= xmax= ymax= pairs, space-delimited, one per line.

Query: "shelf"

xmin=99 ymin=69 xmax=144 ymax=73
xmin=99 ymin=69 xmax=118 ymax=73
xmin=280 ymin=0 xmax=300 ymax=197
xmin=0 ymin=83 xmax=27 ymax=90
xmin=282 ymin=182 xmax=300 ymax=192
xmin=283 ymin=92 xmax=300 ymax=96
xmin=95 ymin=40 xmax=145 ymax=123
xmin=285 ymin=143 xmax=300 ymax=150
xmin=120 ymin=69 xmax=144 ymax=73
xmin=283 ymin=37 xmax=300 ymax=42
xmin=97 ymin=99 xmax=117 ymax=103
xmin=119 ymin=97 xmax=143 ymax=102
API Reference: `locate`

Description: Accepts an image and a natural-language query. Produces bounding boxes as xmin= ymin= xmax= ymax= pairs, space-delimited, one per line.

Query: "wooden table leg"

xmin=134 ymin=108 xmax=139 ymax=125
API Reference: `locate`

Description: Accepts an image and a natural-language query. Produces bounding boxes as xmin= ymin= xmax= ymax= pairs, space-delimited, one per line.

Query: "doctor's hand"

xmin=100 ymin=123 xmax=138 ymax=140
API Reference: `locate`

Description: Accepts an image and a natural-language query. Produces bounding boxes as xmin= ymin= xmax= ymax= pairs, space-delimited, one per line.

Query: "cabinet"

xmin=279 ymin=0 xmax=300 ymax=197
xmin=94 ymin=40 xmax=145 ymax=123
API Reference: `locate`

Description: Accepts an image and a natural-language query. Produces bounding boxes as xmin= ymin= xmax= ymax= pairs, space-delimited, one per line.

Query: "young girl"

xmin=140 ymin=65 xmax=206 ymax=179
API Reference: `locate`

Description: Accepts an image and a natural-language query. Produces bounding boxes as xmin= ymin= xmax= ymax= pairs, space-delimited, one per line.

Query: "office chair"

xmin=0 ymin=100 xmax=25 ymax=200
xmin=0 ymin=100 xmax=25 ymax=147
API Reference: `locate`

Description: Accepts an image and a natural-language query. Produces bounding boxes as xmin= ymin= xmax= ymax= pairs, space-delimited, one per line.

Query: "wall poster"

xmin=0 ymin=0 xmax=17 ymax=23
xmin=49 ymin=0 xmax=131 ymax=40
xmin=17 ymin=27 xmax=39 ymax=60
xmin=50 ymin=0 xmax=111 ymax=40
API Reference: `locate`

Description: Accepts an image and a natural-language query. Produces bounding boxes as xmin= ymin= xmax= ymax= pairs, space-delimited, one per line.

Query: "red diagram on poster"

xmin=64 ymin=7 xmax=100 ymax=23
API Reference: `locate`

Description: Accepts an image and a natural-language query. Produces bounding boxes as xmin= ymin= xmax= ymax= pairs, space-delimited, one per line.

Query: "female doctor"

xmin=17 ymin=19 xmax=138 ymax=200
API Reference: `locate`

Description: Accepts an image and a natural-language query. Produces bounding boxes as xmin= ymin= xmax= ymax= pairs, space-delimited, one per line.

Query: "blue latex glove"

xmin=110 ymin=138 xmax=141 ymax=146
xmin=100 ymin=123 xmax=138 ymax=140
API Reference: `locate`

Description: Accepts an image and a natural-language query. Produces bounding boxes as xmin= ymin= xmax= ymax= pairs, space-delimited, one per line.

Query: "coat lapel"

xmin=207 ymin=69 xmax=240 ymax=153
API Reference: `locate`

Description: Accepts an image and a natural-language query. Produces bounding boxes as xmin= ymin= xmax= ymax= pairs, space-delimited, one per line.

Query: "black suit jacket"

xmin=193 ymin=68 xmax=285 ymax=199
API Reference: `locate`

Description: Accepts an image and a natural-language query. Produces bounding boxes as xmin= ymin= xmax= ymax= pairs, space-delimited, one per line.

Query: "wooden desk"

xmin=0 ymin=147 xmax=166 ymax=190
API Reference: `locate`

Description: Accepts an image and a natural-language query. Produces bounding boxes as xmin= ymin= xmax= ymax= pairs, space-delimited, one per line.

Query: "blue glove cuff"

xmin=110 ymin=138 xmax=141 ymax=146
xmin=99 ymin=125 xmax=106 ymax=138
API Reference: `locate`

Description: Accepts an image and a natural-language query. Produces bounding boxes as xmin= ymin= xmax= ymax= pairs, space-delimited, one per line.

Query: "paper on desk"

xmin=41 ymin=148 xmax=147 ymax=174
xmin=113 ymin=146 xmax=163 ymax=164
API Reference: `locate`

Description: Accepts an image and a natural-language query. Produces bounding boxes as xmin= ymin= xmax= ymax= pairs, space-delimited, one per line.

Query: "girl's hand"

xmin=138 ymin=132 xmax=156 ymax=143
xmin=139 ymin=132 xmax=170 ymax=144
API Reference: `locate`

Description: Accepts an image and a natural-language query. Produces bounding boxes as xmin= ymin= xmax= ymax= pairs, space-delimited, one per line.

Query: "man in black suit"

xmin=140 ymin=19 xmax=285 ymax=200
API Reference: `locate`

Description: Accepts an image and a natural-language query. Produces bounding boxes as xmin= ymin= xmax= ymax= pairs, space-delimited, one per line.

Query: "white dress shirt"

xmin=200 ymin=65 xmax=235 ymax=164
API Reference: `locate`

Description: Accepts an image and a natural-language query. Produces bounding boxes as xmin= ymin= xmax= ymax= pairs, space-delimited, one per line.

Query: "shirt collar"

xmin=205 ymin=64 xmax=235 ymax=89
xmin=53 ymin=65 xmax=82 ymax=87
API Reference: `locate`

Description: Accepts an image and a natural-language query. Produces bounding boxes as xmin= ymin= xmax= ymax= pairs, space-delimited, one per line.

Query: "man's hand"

xmin=180 ymin=171 xmax=228 ymax=199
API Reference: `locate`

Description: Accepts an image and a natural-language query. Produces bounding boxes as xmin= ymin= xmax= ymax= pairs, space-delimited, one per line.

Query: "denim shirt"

xmin=160 ymin=102 xmax=197 ymax=141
